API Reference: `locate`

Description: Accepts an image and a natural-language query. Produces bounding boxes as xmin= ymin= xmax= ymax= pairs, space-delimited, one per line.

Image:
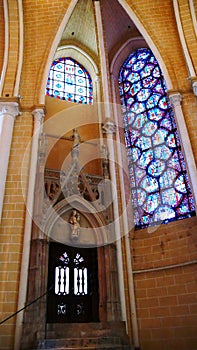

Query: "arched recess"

xmin=116 ymin=0 xmax=173 ymax=89
xmin=39 ymin=0 xmax=88 ymax=105
xmin=110 ymin=33 xmax=197 ymax=221
xmin=42 ymin=195 xmax=112 ymax=323
xmin=52 ymin=45 xmax=99 ymax=102
xmin=43 ymin=195 xmax=109 ymax=247
xmin=20 ymin=193 xmax=122 ymax=349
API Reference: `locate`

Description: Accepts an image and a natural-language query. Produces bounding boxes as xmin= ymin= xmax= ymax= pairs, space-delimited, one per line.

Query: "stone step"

xmin=37 ymin=336 xmax=125 ymax=348
xmin=43 ymin=322 xmax=128 ymax=339
xmin=31 ymin=346 xmax=132 ymax=350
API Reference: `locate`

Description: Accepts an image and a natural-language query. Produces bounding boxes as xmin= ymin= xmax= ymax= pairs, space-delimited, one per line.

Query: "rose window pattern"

xmin=119 ymin=48 xmax=196 ymax=230
xmin=46 ymin=57 xmax=93 ymax=104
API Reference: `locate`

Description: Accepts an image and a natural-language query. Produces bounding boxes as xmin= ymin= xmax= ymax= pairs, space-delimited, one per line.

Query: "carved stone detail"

xmin=102 ymin=118 xmax=116 ymax=134
xmin=169 ymin=92 xmax=182 ymax=107
xmin=32 ymin=108 xmax=45 ymax=123
xmin=0 ymin=102 xmax=20 ymax=118
xmin=69 ymin=209 xmax=81 ymax=240
xmin=192 ymin=80 xmax=197 ymax=97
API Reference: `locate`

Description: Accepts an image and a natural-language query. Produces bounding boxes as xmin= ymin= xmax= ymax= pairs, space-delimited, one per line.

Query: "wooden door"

xmin=47 ymin=242 xmax=99 ymax=323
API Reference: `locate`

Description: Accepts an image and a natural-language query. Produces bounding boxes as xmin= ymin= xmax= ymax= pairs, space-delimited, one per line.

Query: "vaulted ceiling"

xmin=59 ymin=0 xmax=141 ymax=66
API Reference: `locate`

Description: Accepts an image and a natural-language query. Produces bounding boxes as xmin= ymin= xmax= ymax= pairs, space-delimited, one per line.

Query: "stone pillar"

xmin=14 ymin=108 xmax=45 ymax=350
xmin=0 ymin=101 xmax=19 ymax=222
xmin=169 ymin=92 xmax=197 ymax=205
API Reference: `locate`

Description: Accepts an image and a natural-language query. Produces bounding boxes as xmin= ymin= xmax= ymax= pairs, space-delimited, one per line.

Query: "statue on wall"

xmin=69 ymin=209 xmax=81 ymax=240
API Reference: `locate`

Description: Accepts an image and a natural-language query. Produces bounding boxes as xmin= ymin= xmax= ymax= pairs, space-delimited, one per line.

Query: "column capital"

xmin=168 ymin=91 xmax=182 ymax=107
xmin=192 ymin=80 xmax=197 ymax=97
xmin=32 ymin=108 xmax=45 ymax=124
xmin=102 ymin=118 xmax=116 ymax=134
xmin=0 ymin=101 xmax=20 ymax=119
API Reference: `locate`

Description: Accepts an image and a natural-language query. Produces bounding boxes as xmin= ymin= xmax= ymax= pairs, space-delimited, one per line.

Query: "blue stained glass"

xmin=138 ymin=149 xmax=153 ymax=168
xmin=153 ymin=81 xmax=163 ymax=94
xmin=46 ymin=57 xmax=93 ymax=105
xmin=159 ymin=168 xmax=177 ymax=189
xmin=134 ymin=167 xmax=146 ymax=185
xmin=119 ymin=47 xmax=195 ymax=229
xmin=55 ymin=83 xmax=62 ymax=89
xmin=153 ymin=129 xmax=168 ymax=146
xmin=148 ymin=108 xmax=164 ymax=121
xmin=127 ymin=97 xmax=135 ymax=107
xmin=124 ymin=83 xmax=130 ymax=93
xmin=127 ymin=112 xmax=135 ymax=125
xmin=133 ymin=113 xmax=148 ymax=129
xmin=130 ymin=82 xmax=142 ymax=96
xmin=131 ymin=102 xmax=145 ymax=114
xmin=159 ymin=96 xmax=168 ymax=109
xmin=166 ymin=133 xmax=176 ymax=148
xmin=153 ymin=66 xmax=160 ymax=77
xmin=130 ymin=147 xmax=141 ymax=162
xmin=175 ymin=175 xmax=187 ymax=193
xmin=133 ymin=60 xmax=145 ymax=71
xmin=142 ymin=121 xmax=157 ymax=136
xmin=54 ymin=90 xmax=60 ymax=96
xmin=136 ymin=189 xmax=147 ymax=206
xmin=162 ymin=188 xmax=183 ymax=207
xmin=141 ymin=176 xmax=159 ymax=192
xmin=56 ymin=63 xmax=63 ymax=70
xmin=127 ymin=72 xmax=140 ymax=83
xmin=146 ymin=94 xmax=160 ymax=109
xmin=143 ymin=76 xmax=158 ymax=88
xmin=143 ymin=193 xmax=160 ymax=213
xmin=135 ymin=136 xmax=151 ymax=150
xmin=137 ymin=89 xmax=151 ymax=101
xmin=55 ymin=73 xmax=63 ymax=79
xmin=148 ymin=160 xmax=165 ymax=177
xmin=154 ymin=205 xmax=175 ymax=221
xmin=141 ymin=64 xmax=155 ymax=78
xmin=154 ymin=145 xmax=172 ymax=160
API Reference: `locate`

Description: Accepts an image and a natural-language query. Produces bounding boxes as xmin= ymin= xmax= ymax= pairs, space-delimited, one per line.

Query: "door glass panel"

xmin=74 ymin=267 xmax=88 ymax=295
xmin=47 ymin=243 xmax=99 ymax=323
xmin=55 ymin=266 xmax=70 ymax=295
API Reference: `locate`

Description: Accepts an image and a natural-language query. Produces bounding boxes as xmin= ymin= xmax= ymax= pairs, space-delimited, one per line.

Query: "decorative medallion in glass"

xmin=119 ymin=48 xmax=196 ymax=230
xmin=46 ymin=57 xmax=93 ymax=104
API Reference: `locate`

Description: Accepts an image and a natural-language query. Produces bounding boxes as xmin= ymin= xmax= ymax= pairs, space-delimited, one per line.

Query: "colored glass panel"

xmin=119 ymin=48 xmax=196 ymax=229
xmin=46 ymin=57 xmax=93 ymax=105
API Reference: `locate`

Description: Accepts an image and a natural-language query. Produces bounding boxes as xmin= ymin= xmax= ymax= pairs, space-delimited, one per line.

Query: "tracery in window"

xmin=119 ymin=48 xmax=196 ymax=230
xmin=46 ymin=57 xmax=93 ymax=104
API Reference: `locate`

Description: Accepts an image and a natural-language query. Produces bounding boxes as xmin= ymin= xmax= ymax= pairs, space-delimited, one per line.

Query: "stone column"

xmin=169 ymin=92 xmax=197 ymax=205
xmin=0 ymin=101 xmax=19 ymax=222
xmin=14 ymin=108 xmax=45 ymax=350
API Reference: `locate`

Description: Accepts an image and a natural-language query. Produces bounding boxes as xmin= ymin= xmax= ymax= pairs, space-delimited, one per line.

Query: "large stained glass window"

xmin=46 ymin=57 xmax=93 ymax=104
xmin=119 ymin=48 xmax=196 ymax=230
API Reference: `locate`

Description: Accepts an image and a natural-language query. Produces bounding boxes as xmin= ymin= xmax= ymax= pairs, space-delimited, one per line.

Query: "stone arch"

xmin=43 ymin=195 xmax=109 ymax=247
xmin=117 ymin=0 xmax=173 ymax=89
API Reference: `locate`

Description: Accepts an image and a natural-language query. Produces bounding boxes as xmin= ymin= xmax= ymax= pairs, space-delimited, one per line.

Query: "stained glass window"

xmin=119 ymin=48 xmax=196 ymax=230
xmin=46 ymin=57 xmax=93 ymax=104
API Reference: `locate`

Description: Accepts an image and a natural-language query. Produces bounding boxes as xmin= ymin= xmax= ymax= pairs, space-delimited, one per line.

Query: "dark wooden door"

xmin=47 ymin=243 xmax=99 ymax=323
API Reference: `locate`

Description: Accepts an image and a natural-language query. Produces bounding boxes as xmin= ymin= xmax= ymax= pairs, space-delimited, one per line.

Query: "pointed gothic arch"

xmin=118 ymin=47 xmax=196 ymax=229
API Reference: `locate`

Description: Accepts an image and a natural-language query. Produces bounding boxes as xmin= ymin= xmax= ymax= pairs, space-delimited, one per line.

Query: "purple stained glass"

xmin=119 ymin=48 xmax=196 ymax=229
xmin=46 ymin=57 xmax=93 ymax=105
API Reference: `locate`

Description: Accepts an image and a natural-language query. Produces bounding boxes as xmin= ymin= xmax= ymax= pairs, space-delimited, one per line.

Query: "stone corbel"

xmin=102 ymin=118 xmax=116 ymax=134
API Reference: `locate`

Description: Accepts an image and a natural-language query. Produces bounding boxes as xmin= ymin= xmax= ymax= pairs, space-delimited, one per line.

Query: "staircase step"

xmin=31 ymin=346 xmax=132 ymax=350
xmin=37 ymin=336 xmax=125 ymax=347
xmin=32 ymin=322 xmax=133 ymax=350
